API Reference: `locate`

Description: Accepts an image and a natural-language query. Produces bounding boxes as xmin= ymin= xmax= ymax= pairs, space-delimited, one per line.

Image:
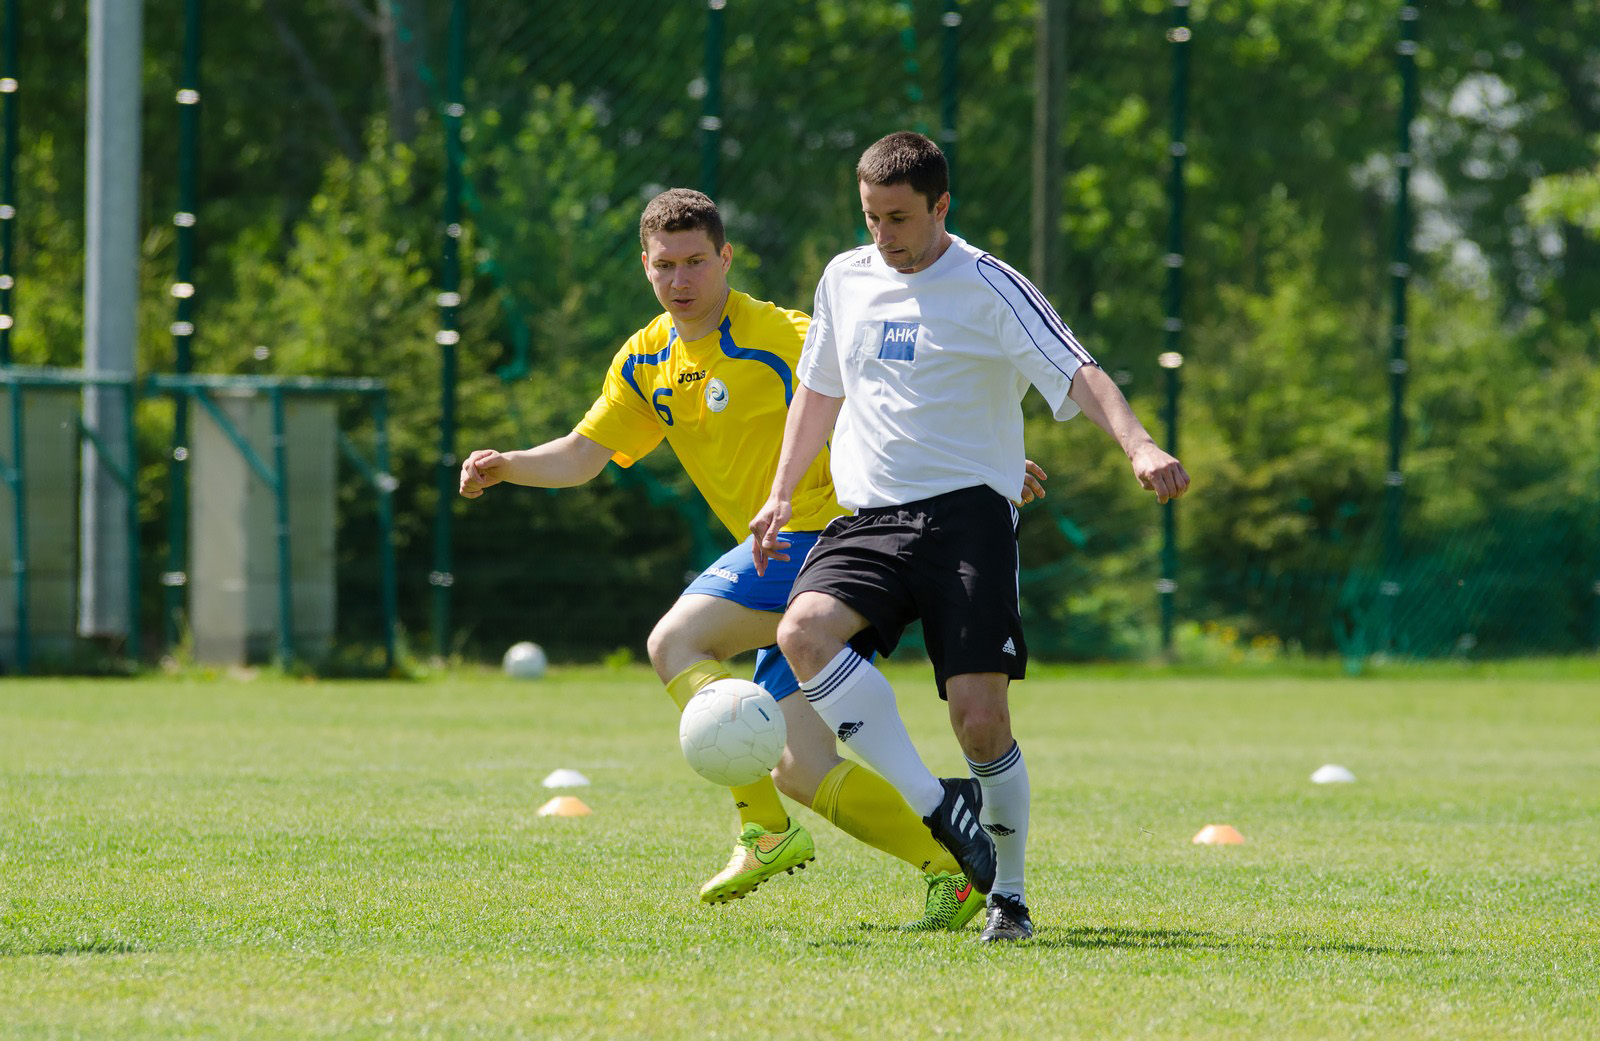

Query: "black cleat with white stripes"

xmin=921 ymin=777 xmax=996 ymax=895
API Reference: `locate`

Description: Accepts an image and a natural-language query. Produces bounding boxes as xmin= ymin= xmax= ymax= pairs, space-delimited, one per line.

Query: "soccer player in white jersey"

xmin=750 ymin=132 xmax=1190 ymax=942
xmin=461 ymin=188 xmax=1046 ymax=929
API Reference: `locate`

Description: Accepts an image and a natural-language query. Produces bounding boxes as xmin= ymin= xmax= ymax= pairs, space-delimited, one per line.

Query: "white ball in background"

xmin=502 ymin=641 xmax=548 ymax=679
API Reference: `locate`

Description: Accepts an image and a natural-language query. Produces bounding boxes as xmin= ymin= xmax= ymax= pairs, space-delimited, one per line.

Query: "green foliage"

xmin=1392 ymin=283 xmax=1600 ymax=655
xmin=1525 ymin=137 xmax=1600 ymax=237
xmin=9 ymin=0 xmax=1600 ymax=664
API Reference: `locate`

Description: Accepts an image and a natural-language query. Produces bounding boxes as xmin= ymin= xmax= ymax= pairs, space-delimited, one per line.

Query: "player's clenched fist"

xmin=459 ymin=449 xmax=508 ymax=498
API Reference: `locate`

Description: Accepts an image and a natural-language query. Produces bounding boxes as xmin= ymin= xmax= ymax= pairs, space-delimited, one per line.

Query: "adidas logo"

xmin=951 ymin=793 xmax=979 ymax=839
xmin=850 ymin=252 xmax=874 ymax=267
xmin=983 ymin=823 xmax=1016 ymax=837
xmin=1001 ymin=637 xmax=1016 ymax=655
xmin=836 ymin=721 xmax=864 ymax=741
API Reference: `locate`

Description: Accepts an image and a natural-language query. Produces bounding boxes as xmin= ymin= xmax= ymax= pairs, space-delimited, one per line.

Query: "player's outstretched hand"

xmin=1130 ymin=445 xmax=1190 ymax=504
xmin=1020 ymin=459 xmax=1048 ymax=505
xmin=749 ymin=497 xmax=793 ymax=576
xmin=459 ymin=449 xmax=508 ymax=499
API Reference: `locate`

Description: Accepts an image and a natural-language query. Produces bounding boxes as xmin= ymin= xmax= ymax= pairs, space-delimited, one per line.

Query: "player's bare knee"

xmin=645 ymin=615 xmax=683 ymax=679
xmin=776 ymin=596 xmax=845 ymax=678
xmin=949 ymin=702 xmax=1012 ymax=761
xmin=774 ymin=614 xmax=817 ymax=675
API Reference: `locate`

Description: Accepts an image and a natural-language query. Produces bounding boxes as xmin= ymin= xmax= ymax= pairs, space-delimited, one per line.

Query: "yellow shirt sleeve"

xmin=573 ymin=334 xmax=668 ymax=467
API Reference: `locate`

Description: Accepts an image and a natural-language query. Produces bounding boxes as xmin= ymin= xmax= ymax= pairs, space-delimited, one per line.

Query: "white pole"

xmin=81 ymin=0 xmax=142 ymax=643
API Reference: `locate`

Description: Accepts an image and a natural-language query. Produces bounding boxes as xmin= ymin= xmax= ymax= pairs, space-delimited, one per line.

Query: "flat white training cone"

xmin=537 ymin=796 xmax=592 ymax=817
xmin=1311 ymin=763 xmax=1357 ymax=784
xmin=1192 ymin=824 xmax=1245 ymax=845
xmin=541 ymin=768 xmax=591 ymax=788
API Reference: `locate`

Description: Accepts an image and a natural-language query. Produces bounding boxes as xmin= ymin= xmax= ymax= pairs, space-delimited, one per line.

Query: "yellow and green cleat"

xmin=902 ymin=870 xmax=986 ymax=931
xmin=699 ymin=821 xmax=816 ymax=904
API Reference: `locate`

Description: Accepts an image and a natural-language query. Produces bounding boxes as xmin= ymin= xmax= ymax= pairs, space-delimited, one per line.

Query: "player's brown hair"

xmin=856 ymin=131 xmax=949 ymax=211
xmin=639 ymin=188 xmax=726 ymax=251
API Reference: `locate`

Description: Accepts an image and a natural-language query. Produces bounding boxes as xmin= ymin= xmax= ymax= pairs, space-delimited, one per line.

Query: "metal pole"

xmin=1157 ymin=1 xmax=1191 ymax=652
xmin=0 ymin=0 xmax=18 ymax=366
xmin=431 ymin=0 xmax=465 ymax=659
xmin=1379 ymin=5 xmax=1418 ymax=651
xmin=164 ymin=0 xmax=202 ymax=653
xmin=82 ymin=0 xmax=142 ymax=648
xmin=698 ymin=0 xmax=725 ymax=198
xmin=940 ymin=0 xmax=960 ymax=232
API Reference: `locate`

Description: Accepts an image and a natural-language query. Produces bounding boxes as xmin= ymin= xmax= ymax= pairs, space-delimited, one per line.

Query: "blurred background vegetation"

xmin=7 ymin=0 xmax=1599 ymax=667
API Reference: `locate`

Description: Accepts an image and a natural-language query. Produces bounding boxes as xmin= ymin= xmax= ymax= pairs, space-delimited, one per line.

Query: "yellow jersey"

xmin=575 ymin=289 xmax=842 ymax=539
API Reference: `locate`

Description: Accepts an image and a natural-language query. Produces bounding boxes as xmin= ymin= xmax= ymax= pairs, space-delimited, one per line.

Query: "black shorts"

xmin=790 ymin=484 xmax=1027 ymax=698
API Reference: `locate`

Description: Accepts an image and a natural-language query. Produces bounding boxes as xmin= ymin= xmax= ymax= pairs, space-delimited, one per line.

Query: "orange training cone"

xmin=537 ymin=795 xmax=592 ymax=817
xmin=1192 ymin=824 xmax=1245 ymax=845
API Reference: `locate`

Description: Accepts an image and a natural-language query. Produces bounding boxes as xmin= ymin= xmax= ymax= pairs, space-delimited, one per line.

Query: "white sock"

xmin=970 ymin=741 xmax=1029 ymax=904
xmin=799 ymin=646 xmax=944 ymax=816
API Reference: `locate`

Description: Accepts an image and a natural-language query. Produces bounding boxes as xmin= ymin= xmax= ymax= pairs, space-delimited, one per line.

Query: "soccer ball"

xmin=678 ymin=679 xmax=787 ymax=787
xmin=501 ymin=641 xmax=548 ymax=679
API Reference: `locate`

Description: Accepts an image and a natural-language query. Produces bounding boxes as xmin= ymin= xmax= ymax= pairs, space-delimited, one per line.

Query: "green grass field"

xmin=3 ymin=662 xmax=1598 ymax=1040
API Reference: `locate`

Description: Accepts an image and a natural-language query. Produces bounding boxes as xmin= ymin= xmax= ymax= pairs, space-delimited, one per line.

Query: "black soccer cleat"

xmin=978 ymin=893 xmax=1034 ymax=943
xmin=921 ymin=777 xmax=996 ymax=896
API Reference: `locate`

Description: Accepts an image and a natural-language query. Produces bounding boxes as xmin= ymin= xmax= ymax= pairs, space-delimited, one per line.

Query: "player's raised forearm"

xmin=459 ymin=432 xmax=612 ymax=498
xmin=768 ymin=385 xmax=843 ymax=503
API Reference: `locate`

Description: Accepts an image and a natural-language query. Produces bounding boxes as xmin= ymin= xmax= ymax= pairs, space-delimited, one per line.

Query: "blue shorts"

xmin=682 ymin=532 xmax=819 ymax=701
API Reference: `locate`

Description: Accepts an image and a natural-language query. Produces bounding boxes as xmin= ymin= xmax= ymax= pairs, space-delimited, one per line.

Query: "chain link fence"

xmin=401 ymin=0 xmax=1600 ymax=668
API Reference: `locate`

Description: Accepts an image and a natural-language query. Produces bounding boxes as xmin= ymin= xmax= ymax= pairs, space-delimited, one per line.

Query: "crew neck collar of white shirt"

xmin=874 ymin=233 xmax=964 ymax=282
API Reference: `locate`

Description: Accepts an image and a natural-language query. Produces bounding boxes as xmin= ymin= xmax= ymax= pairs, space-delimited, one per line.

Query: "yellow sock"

xmin=664 ymin=660 xmax=729 ymax=710
xmin=811 ymin=761 xmax=959 ymax=875
xmin=665 ymin=660 xmax=789 ymax=833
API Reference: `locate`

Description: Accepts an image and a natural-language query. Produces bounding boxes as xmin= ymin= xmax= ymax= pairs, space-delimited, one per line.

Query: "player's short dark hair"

xmin=856 ymin=131 xmax=949 ymax=211
xmin=639 ymin=188 xmax=726 ymax=251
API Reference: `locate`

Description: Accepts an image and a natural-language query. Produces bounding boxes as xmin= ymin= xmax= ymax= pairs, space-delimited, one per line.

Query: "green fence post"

xmin=269 ymin=387 xmax=294 ymax=666
xmin=1157 ymin=1 xmax=1191 ymax=653
xmin=431 ymin=0 xmax=466 ymax=660
xmin=1378 ymin=5 xmax=1419 ymax=652
xmin=0 ymin=0 xmax=17 ymax=366
xmin=699 ymin=0 xmax=725 ymax=198
xmin=1030 ymin=0 xmax=1064 ymax=300
xmin=164 ymin=0 xmax=202 ymax=654
xmin=940 ymin=0 xmax=960 ymax=231
xmin=374 ymin=389 xmax=398 ymax=672
xmin=897 ymin=1 xmax=925 ymax=133
xmin=122 ymin=378 xmax=139 ymax=662
xmin=4 ymin=380 xmax=25 ymax=671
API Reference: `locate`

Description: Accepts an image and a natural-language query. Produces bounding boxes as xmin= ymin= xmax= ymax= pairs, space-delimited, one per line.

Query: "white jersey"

xmin=798 ymin=234 xmax=1097 ymax=510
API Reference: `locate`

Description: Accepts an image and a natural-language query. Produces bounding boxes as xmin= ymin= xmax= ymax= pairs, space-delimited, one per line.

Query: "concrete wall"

xmin=188 ymin=392 xmax=336 ymax=664
xmin=0 ymin=388 xmax=83 ymax=668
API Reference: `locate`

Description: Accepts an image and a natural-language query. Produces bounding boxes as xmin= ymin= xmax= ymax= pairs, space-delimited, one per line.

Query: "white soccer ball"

xmin=678 ymin=678 xmax=786 ymax=787
xmin=501 ymin=641 xmax=548 ymax=679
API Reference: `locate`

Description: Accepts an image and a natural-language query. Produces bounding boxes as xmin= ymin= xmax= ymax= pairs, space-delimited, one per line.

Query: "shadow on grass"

xmin=2 ymin=937 xmax=142 ymax=956
xmin=839 ymin=923 xmax=1442 ymax=957
xmin=1034 ymin=925 xmax=1438 ymax=956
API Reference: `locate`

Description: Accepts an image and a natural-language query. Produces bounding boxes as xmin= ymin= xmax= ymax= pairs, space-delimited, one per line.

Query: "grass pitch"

xmin=3 ymin=662 xmax=1597 ymax=1040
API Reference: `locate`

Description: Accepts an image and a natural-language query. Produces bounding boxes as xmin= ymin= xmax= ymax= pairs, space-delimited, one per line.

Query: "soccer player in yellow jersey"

xmin=460 ymin=189 xmax=1039 ymax=929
